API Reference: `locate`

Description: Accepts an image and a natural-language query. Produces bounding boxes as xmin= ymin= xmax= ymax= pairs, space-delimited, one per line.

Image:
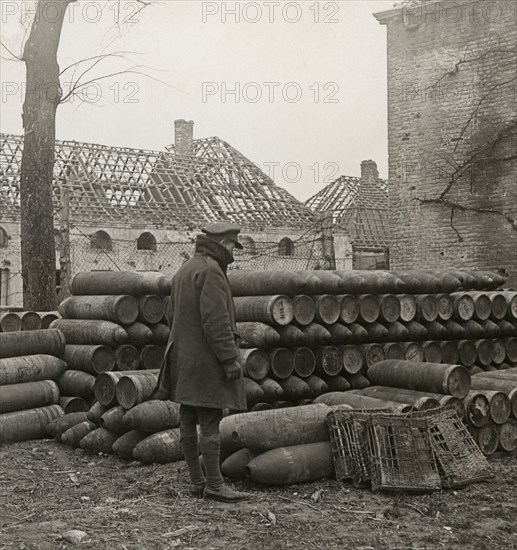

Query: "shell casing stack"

xmin=0 ymin=329 xmax=68 ymax=443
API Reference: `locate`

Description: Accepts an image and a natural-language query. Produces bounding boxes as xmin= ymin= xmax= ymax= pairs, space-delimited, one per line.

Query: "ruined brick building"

xmin=306 ymin=160 xmax=389 ymax=270
xmin=0 ymin=120 xmax=353 ymax=307
xmin=375 ymin=0 xmax=517 ymax=286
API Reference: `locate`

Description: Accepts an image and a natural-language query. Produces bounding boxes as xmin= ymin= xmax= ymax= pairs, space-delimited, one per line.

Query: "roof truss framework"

xmin=0 ymin=134 xmax=314 ymax=230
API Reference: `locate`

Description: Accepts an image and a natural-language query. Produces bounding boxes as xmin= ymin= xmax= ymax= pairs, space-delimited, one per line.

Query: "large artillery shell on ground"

xmin=301 ymin=323 xmax=332 ymax=347
xmin=358 ymin=295 xmax=380 ymax=324
xmin=383 ymin=342 xmax=405 ymax=360
xmin=122 ymin=400 xmax=181 ymax=432
xmin=277 ymin=375 xmax=312 ymax=401
xmin=440 ymin=341 xmax=460 ymax=365
xmin=228 ymin=271 xmax=309 ymax=297
xmin=0 ymin=329 xmax=66 ymax=359
xmin=348 ymin=323 xmax=369 ymax=343
xmin=327 ymin=323 xmax=353 ymax=345
xmin=345 ymin=373 xmax=371 ymax=390
xmin=133 ymin=428 xmax=183 ymax=463
xmin=244 ymin=378 xmax=265 ymax=406
xmin=64 ymin=345 xmax=115 ymax=375
xmin=0 ymin=380 xmax=60 ymax=414
xmin=307 ymin=271 xmax=344 ymax=294
xmin=148 ymin=324 xmax=170 ymax=345
xmin=333 ymin=272 xmax=367 ymax=294
xmin=498 ymin=291 xmax=517 ymax=319
xmin=425 ymin=321 xmax=447 ymax=341
xmin=241 ymin=348 xmax=270 ymax=381
xmin=80 ymin=427 xmax=118 ymax=453
xmin=94 ymin=372 xmax=130 ymax=406
xmin=292 ymin=295 xmax=316 ymax=326
xmin=473 ymin=370 xmax=517 ymax=381
xmin=221 ymin=448 xmax=258 ymax=480
xmin=303 ymin=374 xmax=328 ymax=396
xmin=378 ymin=295 xmax=401 ymax=323
xmin=364 ymin=322 xmax=390 ymax=342
xmin=463 ymin=391 xmax=490 ymax=427
xmin=246 ymin=441 xmax=334 ymax=486
xmin=87 ymin=401 xmax=109 ymax=423
xmin=484 ymin=292 xmax=509 ymax=320
xmin=314 ymin=391 xmax=411 ymax=412
xmin=46 ymin=411 xmax=89 ymax=438
xmin=398 ymin=295 xmax=417 ymax=322
xmin=473 ymin=424 xmax=499 ymax=456
xmin=112 ymin=430 xmax=148 ymax=459
xmin=338 ymin=295 xmax=359 ymax=324
xmin=50 ymin=320 xmax=127 ymax=346
xmin=59 ymin=397 xmax=89 ymax=414
xmin=59 ymin=295 xmax=139 ymax=325
xmin=415 ymin=295 xmax=439 ymax=323
xmin=361 ymin=343 xmax=385 ymax=369
xmin=252 ymin=402 xmax=273 ymax=411
xmin=124 ymin=322 xmax=153 ymax=345
xmin=0 ymin=405 xmax=64 ymax=444
xmin=13 ymin=311 xmax=42 ymax=331
xmin=314 ymin=295 xmax=340 ymax=325
xmin=292 ymin=347 xmax=316 ymax=378
xmin=269 ymin=348 xmax=294 ymax=379
xmin=457 ymin=340 xmax=477 ymax=367
xmin=236 ymin=322 xmax=280 ymax=348
xmin=464 ymin=320 xmax=486 ymax=340
xmin=221 ymin=403 xmax=331 ymax=452
xmin=140 ymin=345 xmax=165 ymax=370
xmin=315 ymin=346 xmax=342 ymax=376
xmin=0 ymin=312 xmax=22 ymax=333
xmin=367 ymin=360 xmax=471 ymax=398
xmin=137 ymin=295 xmax=164 ymax=325
xmin=36 ymin=312 xmax=60 ymax=329
xmin=422 ymin=341 xmax=442 ymax=364
xmin=0 ymin=355 xmax=67 ymax=385
xmin=346 ymin=270 xmax=404 ymax=294
xmin=497 ymin=420 xmax=517 ymax=452
xmin=257 ymin=377 xmax=284 ymax=402
xmin=61 ymin=420 xmax=96 ymax=446
xmin=480 ymin=320 xmax=502 ymax=338
xmin=497 ymin=320 xmax=517 ymax=337
xmin=436 ymin=294 xmax=454 ymax=321
xmin=324 ymin=374 xmax=351 ymax=392
xmin=58 ymin=371 xmax=95 ymax=399
xmin=234 ymin=295 xmax=294 ymax=325
xmin=99 ymin=406 xmax=129 ymax=434
xmin=70 ymin=271 xmax=171 ymax=297
xmin=355 ymin=386 xmax=440 ymax=411
xmin=467 ymin=292 xmax=492 ymax=321
xmin=116 ymin=370 xmax=160 ymax=409
xmin=115 ymin=345 xmax=140 ymax=371
xmin=341 ymin=345 xmax=363 ymax=374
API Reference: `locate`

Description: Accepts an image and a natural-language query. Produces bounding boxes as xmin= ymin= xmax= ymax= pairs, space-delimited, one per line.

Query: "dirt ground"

xmin=0 ymin=440 xmax=516 ymax=550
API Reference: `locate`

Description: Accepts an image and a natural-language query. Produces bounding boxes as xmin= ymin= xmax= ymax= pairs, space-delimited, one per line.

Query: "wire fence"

xmin=1 ymin=226 xmax=358 ymax=307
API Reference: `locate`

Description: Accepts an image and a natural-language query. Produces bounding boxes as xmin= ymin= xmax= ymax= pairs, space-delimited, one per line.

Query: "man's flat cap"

xmin=202 ymin=222 xmax=243 ymax=249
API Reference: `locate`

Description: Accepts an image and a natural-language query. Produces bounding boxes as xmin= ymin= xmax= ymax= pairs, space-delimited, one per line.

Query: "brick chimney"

xmin=360 ymin=160 xmax=379 ymax=181
xmin=174 ymin=119 xmax=194 ymax=155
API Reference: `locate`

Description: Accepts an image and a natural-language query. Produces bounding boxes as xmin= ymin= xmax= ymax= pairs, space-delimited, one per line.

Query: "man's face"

xmin=221 ymin=238 xmax=237 ymax=253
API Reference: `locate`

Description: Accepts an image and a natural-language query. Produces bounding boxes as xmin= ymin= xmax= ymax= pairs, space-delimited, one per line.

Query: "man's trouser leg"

xmin=197 ymin=407 xmax=224 ymax=492
xmin=179 ymin=405 xmax=205 ymax=487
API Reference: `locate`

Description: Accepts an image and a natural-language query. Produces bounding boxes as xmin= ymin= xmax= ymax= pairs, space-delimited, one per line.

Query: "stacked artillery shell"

xmin=0 ymin=329 xmax=68 ymax=444
xmin=225 ymin=269 xmax=516 ymax=416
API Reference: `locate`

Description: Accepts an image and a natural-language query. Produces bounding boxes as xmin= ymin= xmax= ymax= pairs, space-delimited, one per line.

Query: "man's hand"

xmin=223 ymin=360 xmax=242 ymax=381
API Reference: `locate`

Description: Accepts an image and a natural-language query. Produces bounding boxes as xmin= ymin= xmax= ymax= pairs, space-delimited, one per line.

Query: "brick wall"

xmin=375 ymin=0 xmax=517 ymax=287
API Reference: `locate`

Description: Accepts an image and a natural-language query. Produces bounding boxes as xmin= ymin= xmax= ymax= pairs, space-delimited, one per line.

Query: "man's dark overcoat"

xmin=153 ymin=235 xmax=246 ymax=411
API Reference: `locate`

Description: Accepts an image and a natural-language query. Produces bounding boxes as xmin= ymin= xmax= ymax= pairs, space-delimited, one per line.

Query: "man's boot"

xmin=180 ymin=429 xmax=206 ymax=498
xmin=200 ymin=434 xmax=250 ymax=503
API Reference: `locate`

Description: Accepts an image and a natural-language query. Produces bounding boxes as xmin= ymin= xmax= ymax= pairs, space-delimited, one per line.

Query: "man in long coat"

xmin=153 ymin=222 xmax=249 ymax=502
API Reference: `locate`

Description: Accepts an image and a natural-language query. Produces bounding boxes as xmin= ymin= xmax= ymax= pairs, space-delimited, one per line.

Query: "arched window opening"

xmin=137 ymin=232 xmax=157 ymax=252
xmin=239 ymin=235 xmax=257 ymax=255
xmin=0 ymin=227 xmax=8 ymax=248
xmin=278 ymin=237 xmax=295 ymax=257
xmin=90 ymin=230 xmax=112 ymax=250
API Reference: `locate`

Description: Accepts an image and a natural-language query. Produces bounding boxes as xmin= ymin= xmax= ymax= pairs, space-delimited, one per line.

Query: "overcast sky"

xmin=1 ymin=0 xmax=391 ymax=201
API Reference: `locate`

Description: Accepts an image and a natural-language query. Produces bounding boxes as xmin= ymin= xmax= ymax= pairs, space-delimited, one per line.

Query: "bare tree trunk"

xmin=20 ymin=0 xmax=75 ymax=310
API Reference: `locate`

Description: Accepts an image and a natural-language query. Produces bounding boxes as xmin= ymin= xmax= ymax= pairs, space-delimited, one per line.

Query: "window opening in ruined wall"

xmin=137 ymin=232 xmax=157 ymax=252
xmin=90 ymin=230 xmax=112 ymax=250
